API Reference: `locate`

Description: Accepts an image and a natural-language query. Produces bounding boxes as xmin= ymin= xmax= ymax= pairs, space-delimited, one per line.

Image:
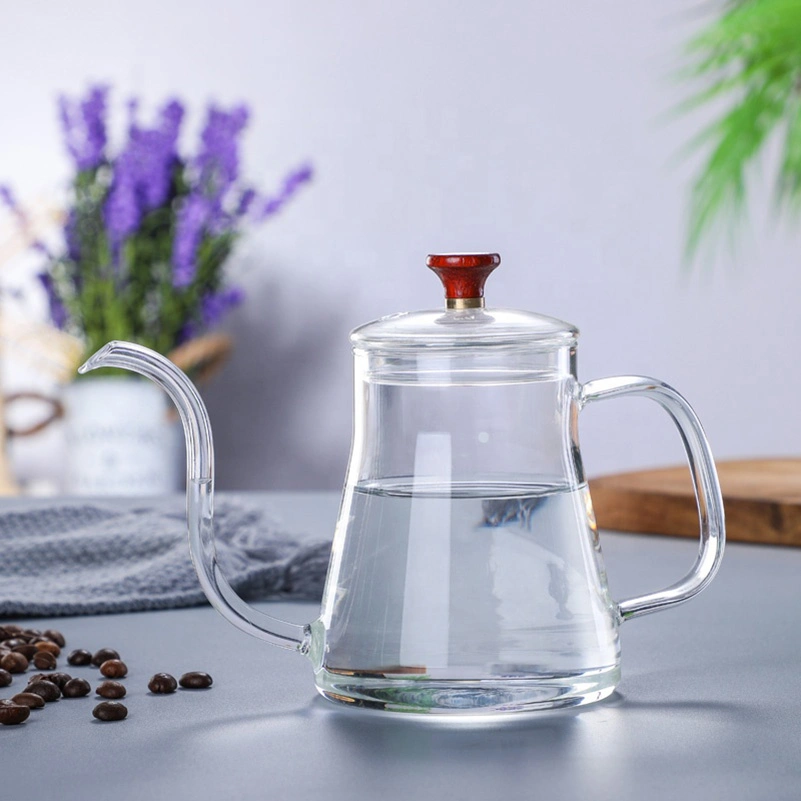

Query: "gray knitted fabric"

xmin=0 ymin=499 xmax=331 ymax=617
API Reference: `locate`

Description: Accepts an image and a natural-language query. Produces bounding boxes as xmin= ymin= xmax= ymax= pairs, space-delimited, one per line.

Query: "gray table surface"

xmin=1 ymin=491 xmax=800 ymax=801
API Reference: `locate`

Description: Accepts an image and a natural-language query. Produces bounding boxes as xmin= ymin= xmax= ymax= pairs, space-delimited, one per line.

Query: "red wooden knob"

xmin=426 ymin=253 xmax=500 ymax=308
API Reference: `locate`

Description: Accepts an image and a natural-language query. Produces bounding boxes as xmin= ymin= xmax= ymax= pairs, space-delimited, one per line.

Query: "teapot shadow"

xmin=156 ymin=689 xmax=596 ymax=745
xmin=104 ymin=688 xmax=759 ymax=786
xmin=603 ymin=690 xmax=762 ymax=725
xmin=309 ymin=693 xmax=603 ymax=762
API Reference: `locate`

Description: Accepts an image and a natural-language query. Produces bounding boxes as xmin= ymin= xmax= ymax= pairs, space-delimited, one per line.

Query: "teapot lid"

xmin=350 ymin=253 xmax=578 ymax=350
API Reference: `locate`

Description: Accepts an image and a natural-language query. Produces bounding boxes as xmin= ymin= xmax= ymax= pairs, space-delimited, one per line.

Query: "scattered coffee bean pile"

xmin=0 ymin=623 xmax=213 ymax=727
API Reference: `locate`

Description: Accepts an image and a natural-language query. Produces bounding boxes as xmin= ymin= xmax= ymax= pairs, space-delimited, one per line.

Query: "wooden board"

xmin=589 ymin=458 xmax=801 ymax=546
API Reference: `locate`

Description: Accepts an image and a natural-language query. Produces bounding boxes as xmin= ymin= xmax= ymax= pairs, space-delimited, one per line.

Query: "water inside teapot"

xmin=320 ymin=479 xmax=619 ymax=682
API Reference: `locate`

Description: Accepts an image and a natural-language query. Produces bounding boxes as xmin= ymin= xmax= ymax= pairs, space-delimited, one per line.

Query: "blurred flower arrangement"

xmin=0 ymin=84 xmax=312 ymax=361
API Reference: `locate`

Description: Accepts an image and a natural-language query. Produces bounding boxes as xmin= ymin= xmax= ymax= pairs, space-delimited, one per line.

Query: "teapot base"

xmin=314 ymin=665 xmax=619 ymax=715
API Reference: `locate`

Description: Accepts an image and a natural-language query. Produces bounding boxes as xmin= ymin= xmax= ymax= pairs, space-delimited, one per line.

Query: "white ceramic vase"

xmin=63 ymin=376 xmax=178 ymax=496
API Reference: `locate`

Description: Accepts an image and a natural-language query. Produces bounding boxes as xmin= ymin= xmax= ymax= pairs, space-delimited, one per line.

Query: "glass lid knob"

xmin=426 ymin=253 xmax=501 ymax=309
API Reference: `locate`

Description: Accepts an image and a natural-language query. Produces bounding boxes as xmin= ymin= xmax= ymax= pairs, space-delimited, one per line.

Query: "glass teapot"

xmin=80 ymin=253 xmax=725 ymax=715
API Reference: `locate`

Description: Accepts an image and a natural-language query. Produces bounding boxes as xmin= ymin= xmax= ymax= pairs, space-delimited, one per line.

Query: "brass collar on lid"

xmin=447 ymin=297 xmax=484 ymax=310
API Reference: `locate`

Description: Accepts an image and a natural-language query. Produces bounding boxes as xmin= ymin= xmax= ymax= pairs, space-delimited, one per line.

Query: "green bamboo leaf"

xmin=680 ymin=0 xmax=801 ymax=259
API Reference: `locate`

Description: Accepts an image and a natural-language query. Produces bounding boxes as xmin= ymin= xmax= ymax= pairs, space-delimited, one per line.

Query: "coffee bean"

xmin=43 ymin=630 xmax=66 ymax=648
xmin=92 ymin=701 xmax=127 ymax=722
xmin=148 ymin=673 xmax=177 ymax=694
xmin=22 ymin=629 xmax=42 ymax=639
xmin=43 ymin=672 xmax=72 ymax=690
xmin=67 ymin=649 xmax=92 ymax=666
xmin=62 ymin=678 xmax=91 ymax=698
xmin=0 ymin=669 xmax=12 ymax=688
xmin=0 ymin=627 xmax=8 ymax=641
xmin=0 ymin=703 xmax=30 ymax=725
xmin=3 ymin=625 xmax=22 ymax=635
xmin=0 ymin=653 xmax=28 ymax=674
xmin=33 ymin=652 xmax=57 ymax=670
xmin=96 ymin=681 xmax=126 ymax=699
xmin=91 ymin=649 xmax=120 ymax=667
xmin=99 ymin=659 xmax=127 ymax=679
xmin=2 ymin=639 xmax=25 ymax=650
xmin=26 ymin=680 xmax=61 ymax=702
xmin=11 ymin=692 xmax=45 ymax=709
xmin=35 ymin=641 xmax=61 ymax=657
xmin=12 ymin=644 xmax=38 ymax=660
xmin=179 ymin=672 xmax=213 ymax=690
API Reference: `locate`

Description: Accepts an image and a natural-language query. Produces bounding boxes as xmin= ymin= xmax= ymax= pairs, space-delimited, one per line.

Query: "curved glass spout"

xmin=80 ymin=341 xmax=310 ymax=652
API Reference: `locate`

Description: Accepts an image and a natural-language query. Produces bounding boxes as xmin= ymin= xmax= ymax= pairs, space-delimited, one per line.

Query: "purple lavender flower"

xmin=235 ymin=187 xmax=256 ymax=217
xmin=1 ymin=183 xmax=52 ymax=256
xmin=30 ymin=241 xmax=52 ymax=258
xmin=0 ymin=184 xmax=19 ymax=214
xmin=200 ymin=285 xmax=245 ymax=328
xmin=58 ymin=85 xmax=109 ymax=171
xmin=126 ymin=97 xmax=139 ymax=135
xmin=172 ymin=193 xmax=210 ymax=287
xmin=161 ymin=99 xmax=184 ymax=135
xmin=195 ymin=104 xmax=249 ymax=207
xmin=131 ymin=99 xmax=184 ymax=209
xmin=104 ymin=98 xmax=186 ymax=253
xmin=284 ymin=162 xmax=313 ymax=193
xmin=130 ymin=132 xmax=171 ymax=209
xmin=81 ymin=87 xmax=108 ymax=167
xmin=64 ymin=209 xmax=80 ymax=261
xmin=175 ymin=323 xmax=194 ymax=345
xmin=37 ymin=272 xmax=69 ymax=329
xmin=256 ymin=163 xmax=313 ymax=220
xmin=176 ymin=286 xmax=243 ymax=341
xmin=104 ymin=150 xmax=140 ymax=249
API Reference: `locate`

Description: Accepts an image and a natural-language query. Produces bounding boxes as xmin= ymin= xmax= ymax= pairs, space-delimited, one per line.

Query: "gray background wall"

xmin=1 ymin=1 xmax=799 ymax=490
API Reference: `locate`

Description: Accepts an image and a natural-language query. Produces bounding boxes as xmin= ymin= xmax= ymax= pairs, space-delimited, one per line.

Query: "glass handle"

xmin=80 ymin=341 xmax=311 ymax=652
xmin=580 ymin=376 xmax=725 ymax=621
